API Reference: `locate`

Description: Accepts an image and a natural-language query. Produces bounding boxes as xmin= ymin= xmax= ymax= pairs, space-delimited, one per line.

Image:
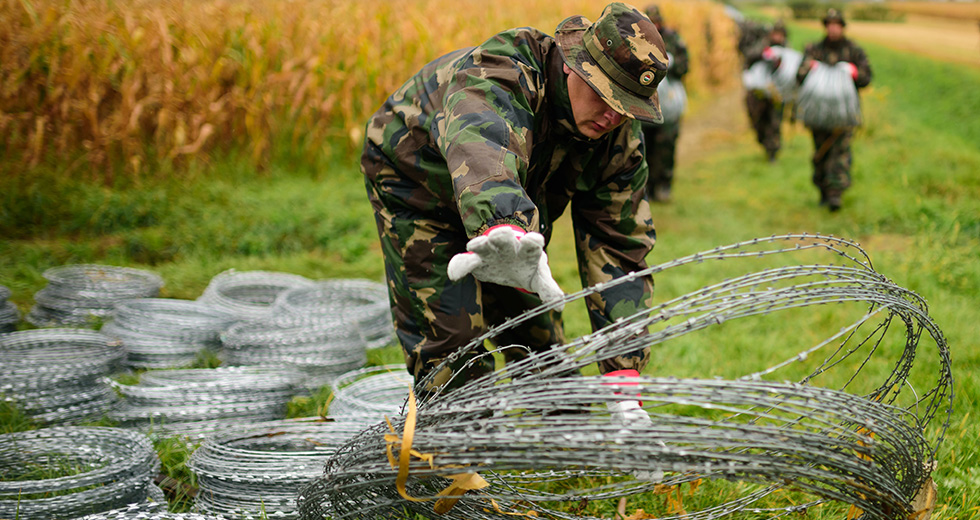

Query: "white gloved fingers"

xmin=485 ymin=225 xmax=522 ymax=255
xmin=447 ymin=252 xmax=484 ymax=282
xmin=466 ymin=234 xmax=492 ymax=254
xmin=530 ymin=252 xmax=564 ymax=311
xmin=516 ymin=232 xmax=545 ymax=263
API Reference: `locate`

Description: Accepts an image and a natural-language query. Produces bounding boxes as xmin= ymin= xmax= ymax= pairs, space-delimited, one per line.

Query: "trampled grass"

xmin=1 ymin=13 xmax=978 ymax=520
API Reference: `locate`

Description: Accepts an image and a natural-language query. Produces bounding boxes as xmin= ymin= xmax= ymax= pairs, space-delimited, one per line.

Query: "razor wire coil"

xmin=0 ymin=329 xmax=124 ymax=425
xmin=108 ymin=366 xmax=306 ymax=438
xmin=188 ymin=419 xmax=367 ymax=519
xmin=198 ymin=270 xmax=316 ymax=321
xmin=298 ymin=234 xmax=952 ymax=520
xmin=796 ymin=61 xmax=862 ymax=129
xmin=769 ymin=45 xmax=803 ymax=102
xmin=0 ymin=285 xmax=19 ymax=332
xmin=272 ymin=279 xmax=395 ymax=349
xmin=327 ymin=365 xmax=412 ymax=423
xmin=0 ymin=427 xmax=160 ymax=520
xmin=26 ymin=265 xmax=163 ymax=328
xmin=220 ymin=317 xmax=366 ymax=390
xmin=100 ymin=298 xmax=239 ymax=369
xmin=657 ymin=75 xmax=687 ymax=124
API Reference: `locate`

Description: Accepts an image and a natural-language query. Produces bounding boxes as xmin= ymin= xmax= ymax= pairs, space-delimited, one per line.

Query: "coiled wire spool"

xmin=741 ymin=60 xmax=774 ymax=96
xmin=796 ymin=61 xmax=862 ymax=129
xmin=327 ymin=365 xmax=411 ymax=423
xmin=298 ymin=234 xmax=952 ymax=520
xmin=76 ymin=510 xmax=225 ymax=520
xmin=100 ymin=298 xmax=239 ymax=369
xmin=221 ymin=317 xmax=367 ymax=391
xmin=657 ymin=76 xmax=688 ymax=124
xmin=108 ymin=366 xmax=305 ymax=438
xmin=26 ymin=265 xmax=163 ymax=328
xmin=0 ymin=427 xmax=160 ymax=520
xmin=0 ymin=285 xmax=19 ymax=332
xmin=273 ymin=279 xmax=394 ymax=350
xmin=198 ymin=270 xmax=315 ymax=322
xmin=0 ymin=329 xmax=124 ymax=425
xmin=188 ymin=419 xmax=367 ymax=519
xmin=770 ymin=45 xmax=804 ymax=102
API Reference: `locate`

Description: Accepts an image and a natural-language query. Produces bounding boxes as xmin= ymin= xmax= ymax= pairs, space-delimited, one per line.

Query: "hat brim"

xmin=555 ymin=15 xmax=663 ymax=124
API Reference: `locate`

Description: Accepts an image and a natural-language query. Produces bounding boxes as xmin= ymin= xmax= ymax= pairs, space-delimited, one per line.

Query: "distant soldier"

xmin=744 ymin=21 xmax=789 ymax=162
xmin=361 ymin=3 xmax=666 ymax=405
xmin=642 ymin=4 xmax=690 ymax=202
xmin=796 ymin=8 xmax=872 ymax=211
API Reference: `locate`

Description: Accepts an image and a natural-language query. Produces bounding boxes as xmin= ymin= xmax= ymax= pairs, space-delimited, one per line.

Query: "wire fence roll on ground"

xmin=326 ymin=364 xmax=412 ymax=424
xmin=796 ymin=61 xmax=862 ymax=129
xmin=26 ymin=264 xmax=164 ymax=328
xmin=108 ymin=366 xmax=306 ymax=440
xmin=0 ymin=328 xmax=124 ymax=425
xmin=189 ymin=419 xmax=367 ymax=519
xmin=220 ymin=316 xmax=367 ymax=391
xmin=272 ymin=278 xmax=396 ymax=350
xmin=198 ymin=270 xmax=316 ymax=322
xmin=298 ymin=234 xmax=952 ymax=520
xmin=0 ymin=284 xmax=20 ymax=332
xmin=0 ymin=426 xmax=160 ymax=520
xmin=100 ymin=298 xmax=239 ymax=369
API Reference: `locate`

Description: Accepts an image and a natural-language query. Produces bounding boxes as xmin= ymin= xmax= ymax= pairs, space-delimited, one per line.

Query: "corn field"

xmin=0 ymin=0 xmax=740 ymax=179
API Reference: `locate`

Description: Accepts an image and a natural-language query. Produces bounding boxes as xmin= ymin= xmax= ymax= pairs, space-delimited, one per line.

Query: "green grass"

xmin=1 ymin=20 xmax=979 ymax=519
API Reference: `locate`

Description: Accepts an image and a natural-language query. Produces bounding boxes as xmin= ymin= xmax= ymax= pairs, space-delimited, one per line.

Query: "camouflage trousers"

xmin=810 ymin=127 xmax=853 ymax=195
xmin=362 ymin=141 xmax=650 ymax=398
xmin=745 ymin=91 xmax=783 ymax=157
xmin=641 ymin=120 xmax=680 ymax=201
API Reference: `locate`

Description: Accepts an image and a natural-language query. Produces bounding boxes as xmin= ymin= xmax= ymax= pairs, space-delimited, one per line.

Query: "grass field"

xmin=1 ymin=11 xmax=979 ymax=520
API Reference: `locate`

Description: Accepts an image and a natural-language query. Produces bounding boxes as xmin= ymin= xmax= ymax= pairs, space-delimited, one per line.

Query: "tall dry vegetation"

xmin=0 ymin=0 xmax=739 ymax=179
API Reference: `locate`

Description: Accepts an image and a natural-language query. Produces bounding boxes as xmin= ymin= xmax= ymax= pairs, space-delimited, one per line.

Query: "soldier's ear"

xmin=563 ymin=63 xmax=572 ymax=75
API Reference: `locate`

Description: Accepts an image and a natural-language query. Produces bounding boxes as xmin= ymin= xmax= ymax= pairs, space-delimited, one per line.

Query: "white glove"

xmin=447 ymin=224 xmax=564 ymax=310
xmin=604 ymin=370 xmax=664 ymax=482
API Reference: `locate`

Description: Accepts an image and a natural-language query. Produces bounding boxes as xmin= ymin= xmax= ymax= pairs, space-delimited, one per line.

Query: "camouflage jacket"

xmin=796 ymin=37 xmax=872 ymax=89
xmin=659 ymin=27 xmax=689 ymax=80
xmin=364 ymin=27 xmax=657 ymax=332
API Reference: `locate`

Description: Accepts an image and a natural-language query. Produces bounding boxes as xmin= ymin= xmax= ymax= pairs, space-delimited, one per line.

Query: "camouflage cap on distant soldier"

xmin=556 ymin=2 xmax=669 ymax=124
xmin=822 ymin=8 xmax=846 ymax=26
xmin=644 ymin=4 xmax=663 ymax=24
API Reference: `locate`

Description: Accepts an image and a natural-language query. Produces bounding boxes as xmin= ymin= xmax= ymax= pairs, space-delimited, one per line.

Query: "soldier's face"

xmin=564 ymin=64 xmax=626 ymax=139
xmin=826 ymin=22 xmax=843 ymax=41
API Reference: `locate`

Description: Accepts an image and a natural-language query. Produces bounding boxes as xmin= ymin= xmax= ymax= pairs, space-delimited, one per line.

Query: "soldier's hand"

xmin=761 ymin=46 xmax=777 ymax=61
xmin=447 ymin=225 xmax=565 ymax=310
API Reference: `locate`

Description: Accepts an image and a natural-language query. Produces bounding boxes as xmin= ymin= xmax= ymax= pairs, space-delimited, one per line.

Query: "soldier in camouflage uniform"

xmin=744 ymin=21 xmax=789 ymax=162
xmin=361 ymin=3 xmax=667 ymax=399
xmin=640 ymin=5 xmax=689 ymax=202
xmin=796 ymin=8 xmax=872 ymax=211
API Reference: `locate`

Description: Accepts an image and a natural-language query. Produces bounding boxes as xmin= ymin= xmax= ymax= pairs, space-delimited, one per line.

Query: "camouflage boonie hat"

xmin=822 ymin=8 xmax=846 ymax=26
xmin=645 ymin=4 xmax=663 ymax=24
xmin=555 ymin=2 xmax=669 ymax=124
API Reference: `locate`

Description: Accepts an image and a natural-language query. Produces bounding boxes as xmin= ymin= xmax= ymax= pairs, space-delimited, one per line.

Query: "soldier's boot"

xmin=825 ymin=190 xmax=843 ymax=212
xmin=766 ymin=148 xmax=778 ymax=163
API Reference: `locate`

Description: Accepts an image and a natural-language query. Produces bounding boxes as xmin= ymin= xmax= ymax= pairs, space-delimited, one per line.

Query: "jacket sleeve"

xmin=435 ymin=55 xmax=541 ymax=238
xmin=796 ymin=43 xmax=818 ymax=85
xmin=851 ymin=45 xmax=873 ymax=89
xmin=571 ymin=124 xmax=657 ymax=332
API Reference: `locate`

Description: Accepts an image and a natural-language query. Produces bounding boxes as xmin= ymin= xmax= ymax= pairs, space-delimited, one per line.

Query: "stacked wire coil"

xmin=101 ymin=298 xmax=239 ymax=369
xmin=273 ymin=279 xmax=395 ymax=349
xmin=26 ymin=264 xmax=163 ymax=328
xmin=198 ymin=270 xmax=315 ymax=322
xmin=0 ymin=427 xmax=160 ymax=520
xmin=221 ymin=317 xmax=366 ymax=390
xmin=108 ymin=366 xmax=305 ymax=438
xmin=189 ymin=419 xmax=367 ymax=519
xmin=0 ymin=329 xmax=124 ymax=425
xmin=0 ymin=285 xmax=19 ymax=332
xmin=77 ymin=511 xmax=227 ymax=520
xmin=796 ymin=61 xmax=862 ymax=129
xmin=327 ymin=365 xmax=411 ymax=423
